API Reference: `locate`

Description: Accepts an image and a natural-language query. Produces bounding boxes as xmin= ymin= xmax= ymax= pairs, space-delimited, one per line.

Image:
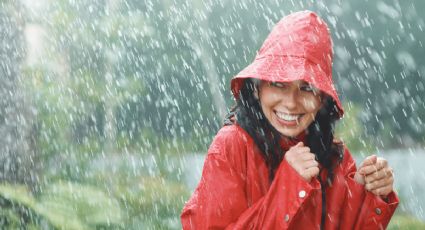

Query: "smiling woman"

xmin=181 ymin=10 xmax=399 ymax=229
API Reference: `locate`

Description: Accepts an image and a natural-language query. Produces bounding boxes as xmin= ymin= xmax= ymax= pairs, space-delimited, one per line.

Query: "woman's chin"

xmin=270 ymin=119 xmax=301 ymax=137
xmin=274 ymin=126 xmax=303 ymax=138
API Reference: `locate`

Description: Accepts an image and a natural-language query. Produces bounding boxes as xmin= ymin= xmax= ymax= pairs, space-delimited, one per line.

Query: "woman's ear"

xmin=252 ymin=79 xmax=260 ymax=100
xmin=253 ymin=87 xmax=259 ymax=100
xmin=319 ymin=93 xmax=326 ymax=105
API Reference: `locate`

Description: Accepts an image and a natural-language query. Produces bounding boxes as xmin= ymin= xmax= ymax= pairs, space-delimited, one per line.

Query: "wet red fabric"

xmin=181 ymin=125 xmax=398 ymax=229
xmin=231 ymin=10 xmax=343 ymax=118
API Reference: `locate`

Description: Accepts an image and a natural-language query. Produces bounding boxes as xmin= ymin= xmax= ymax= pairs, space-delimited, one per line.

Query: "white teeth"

xmin=276 ymin=112 xmax=300 ymax=121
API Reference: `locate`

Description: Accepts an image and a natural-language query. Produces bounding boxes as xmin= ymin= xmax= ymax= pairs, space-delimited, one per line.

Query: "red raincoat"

xmin=181 ymin=125 xmax=398 ymax=229
xmin=181 ymin=11 xmax=398 ymax=229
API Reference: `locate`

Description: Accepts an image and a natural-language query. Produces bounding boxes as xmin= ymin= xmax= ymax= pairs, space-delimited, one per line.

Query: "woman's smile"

xmin=275 ymin=111 xmax=304 ymax=126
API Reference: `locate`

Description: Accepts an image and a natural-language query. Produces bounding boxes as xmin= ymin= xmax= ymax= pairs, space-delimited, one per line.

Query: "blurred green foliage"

xmin=0 ymin=182 xmax=122 ymax=229
xmin=388 ymin=214 xmax=425 ymax=230
xmin=0 ymin=176 xmax=188 ymax=229
xmin=335 ymin=102 xmax=375 ymax=155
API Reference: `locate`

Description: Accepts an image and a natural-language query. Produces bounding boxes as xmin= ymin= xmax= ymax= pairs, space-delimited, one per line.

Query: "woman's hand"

xmin=354 ymin=155 xmax=394 ymax=198
xmin=284 ymin=142 xmax=319 ymax=182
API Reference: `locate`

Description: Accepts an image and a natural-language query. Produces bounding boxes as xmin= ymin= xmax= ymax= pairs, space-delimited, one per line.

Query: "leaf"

xmin=0 ymin=182 xmax=123 ymax=229
xmin=0 ymin=184 xmax=36 ymax=208
xmin=0 ymin=183 xmax=89 ymax=230
xmin=39 ymin=181 xmax=123 ymax=227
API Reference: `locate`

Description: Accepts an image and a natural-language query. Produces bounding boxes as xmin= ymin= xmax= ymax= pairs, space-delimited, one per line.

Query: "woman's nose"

xmin=281 ymin=89 xmax=298 ymax=110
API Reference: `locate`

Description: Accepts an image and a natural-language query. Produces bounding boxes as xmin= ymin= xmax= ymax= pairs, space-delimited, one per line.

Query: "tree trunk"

xmin=160 ymin=0 xmax=228 ymax=121
xmin=192 ymin=41 xmax=228 ymax=120
xmin=0 ymin=1 xmax=37 ymax=188
xmin=103 ymin=0 xmax=120 ymax=153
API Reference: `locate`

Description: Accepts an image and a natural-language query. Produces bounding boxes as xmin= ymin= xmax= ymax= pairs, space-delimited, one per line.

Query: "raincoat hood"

xmin=231 ymin=10 xmax=344 ymax=118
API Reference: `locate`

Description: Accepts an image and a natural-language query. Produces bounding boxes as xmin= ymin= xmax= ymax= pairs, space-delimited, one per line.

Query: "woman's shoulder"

xmin=214 ymin=124 xmax=251 ymax=142
xmin=334 ymin=140 xmax=354 ymax=156
xmin=332 ymin=138 xmax=352 ymax=156
xmin=208 ymin=124 xmax=252 ymax=154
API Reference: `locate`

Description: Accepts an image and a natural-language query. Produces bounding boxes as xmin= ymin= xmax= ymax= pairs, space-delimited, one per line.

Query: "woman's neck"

xmin=280 ymin=130 xmax=307 ymax=150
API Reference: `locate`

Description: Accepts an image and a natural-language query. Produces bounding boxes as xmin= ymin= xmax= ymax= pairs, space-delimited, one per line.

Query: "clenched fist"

xmin=354 ymin=155 xmax=394 ymax=198
xmin=284 ymin=142 xmax=319 ymax=182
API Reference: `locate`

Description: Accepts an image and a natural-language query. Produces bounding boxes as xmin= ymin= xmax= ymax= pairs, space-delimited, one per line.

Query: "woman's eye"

xmin=270 ymin=82 xmax=287 ymax=88
xmin=300 ymin=85 xmax=317 ymax=92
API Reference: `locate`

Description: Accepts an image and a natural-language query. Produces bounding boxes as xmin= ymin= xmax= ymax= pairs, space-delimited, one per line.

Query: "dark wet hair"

xmin=224 ymin=78 xmax=343 ymax=183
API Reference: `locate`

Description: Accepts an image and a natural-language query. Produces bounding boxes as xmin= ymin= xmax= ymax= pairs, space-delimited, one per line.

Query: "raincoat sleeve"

xmin=181 ymin=126 xmax=321 ymax=229
xmin=340 ymin=147 xmax=399 ymax=230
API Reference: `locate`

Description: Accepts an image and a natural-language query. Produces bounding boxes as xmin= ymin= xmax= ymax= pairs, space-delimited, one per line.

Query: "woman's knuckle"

xmin=381 ymin=159 xmax=388 ymax=166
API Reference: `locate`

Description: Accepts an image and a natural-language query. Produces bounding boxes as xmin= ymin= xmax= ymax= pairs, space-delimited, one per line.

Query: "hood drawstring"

xmin=317 ymin=168 xmax=327 ymax=230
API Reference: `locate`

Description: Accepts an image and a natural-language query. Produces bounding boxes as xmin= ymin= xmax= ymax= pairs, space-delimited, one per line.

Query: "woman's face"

xmin=258 ymin=80 xmax=323 ymax=137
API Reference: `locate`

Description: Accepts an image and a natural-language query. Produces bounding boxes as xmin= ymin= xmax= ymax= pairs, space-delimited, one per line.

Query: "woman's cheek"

xmin=302 ymin=97 xmax=321 ymax=111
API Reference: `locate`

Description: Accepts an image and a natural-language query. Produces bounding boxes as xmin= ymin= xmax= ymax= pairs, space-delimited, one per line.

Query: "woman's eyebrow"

xmin=298 ymin=83 xmax=310 ymax=87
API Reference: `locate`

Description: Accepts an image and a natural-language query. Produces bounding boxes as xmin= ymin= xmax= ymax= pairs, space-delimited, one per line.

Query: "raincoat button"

xmin=375 ymin=208 xmax=382 ymax=215
xmin=299 ymin=190 xmax=306 ymax=198
xmin=284 ymin=214 xmax=290 ymax=222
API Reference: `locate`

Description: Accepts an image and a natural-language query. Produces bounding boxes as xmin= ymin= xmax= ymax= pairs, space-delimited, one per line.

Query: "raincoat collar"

xmin=279 ymin=130 xmax=306 ymax=151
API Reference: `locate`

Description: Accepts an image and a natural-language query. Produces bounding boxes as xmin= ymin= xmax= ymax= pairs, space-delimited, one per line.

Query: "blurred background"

xmin=1 ymin=0 xmax=424 ymax=229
